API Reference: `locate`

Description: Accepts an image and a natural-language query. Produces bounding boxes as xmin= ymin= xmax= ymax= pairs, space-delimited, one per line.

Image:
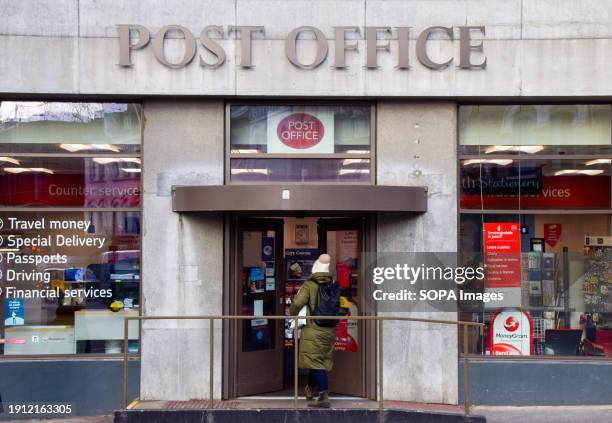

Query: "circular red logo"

xmin=504 ymin=316 xmax=519 ymax=332
xmin=277 ymin=113 xmax=325 ymax=150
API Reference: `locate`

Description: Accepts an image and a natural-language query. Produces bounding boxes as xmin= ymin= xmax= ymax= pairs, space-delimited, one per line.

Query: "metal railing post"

xmin=294 ymin=317 xmax=299 ymax=410
xmin=463 ymin=324 xmax=470 ymax=416
xmin=123 ymin=317 xmax=129 ymax=409
xmin=378 ymin=318 xmax=383 ymax=411
xmin=209 ymin=317 xmax=214 ymax=409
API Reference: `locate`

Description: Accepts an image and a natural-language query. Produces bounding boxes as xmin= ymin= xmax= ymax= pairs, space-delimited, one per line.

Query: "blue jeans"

xmin=308 ymin=369 xmax=328 ymax=393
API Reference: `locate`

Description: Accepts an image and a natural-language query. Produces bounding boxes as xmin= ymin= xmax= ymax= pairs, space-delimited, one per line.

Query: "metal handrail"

xmin=122 ymin=315 xmax=484 ymax=416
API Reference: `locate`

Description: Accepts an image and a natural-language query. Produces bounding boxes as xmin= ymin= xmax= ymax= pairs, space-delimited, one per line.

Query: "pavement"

xmin=474 ymin=405 xmax=612 ymax=423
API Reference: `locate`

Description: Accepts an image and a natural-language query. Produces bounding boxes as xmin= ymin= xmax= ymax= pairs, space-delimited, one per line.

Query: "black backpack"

xmin=312 ymin=281 xmax=341 ymax=327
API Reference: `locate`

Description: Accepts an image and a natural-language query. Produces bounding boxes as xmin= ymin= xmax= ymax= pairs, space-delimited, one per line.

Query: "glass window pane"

xmin=460 ymin=213 xmax=612 ymax=357
xmin=0 ymin=157 xmax=141 ymax=208
xmin=230 ymin=105 xmax=371 ymax=154
xmin=459 ymin=105 xmax=612 ymax=155
xmin=241 ymin=230 xmax=276 ymax=352
xmin=520 ymin=159 xmax=611 ymax=210
xmin=0 ymin=211 xmax=140 ymax=355
xmin=460 ymin=159 xmax=522 ymax=209
xmin=230 ymin=158 xmax=371 ymax=183
xmin=460 ymin=159 xmax=612 ymax=210
xmin=0 ymin=102 xmax=142 ymax=154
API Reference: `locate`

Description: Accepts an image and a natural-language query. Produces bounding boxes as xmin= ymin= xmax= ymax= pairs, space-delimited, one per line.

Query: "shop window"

xmin=228 ymin=104 xmax=373 ymax=183
xmin=459 ymin=105 xmax=612 ymax=156
xmin=230 ymin=158 xmax=371 ymax=183
xmin=0 ymin=157 xmax=140 ymax=208
xmin=460 ymin=158 xmax=611 ymax=210
xmin=0 ymin=102 xmax=141 ymax=356
xmin=0 ymin=102 xmax=141 ymax=154
xmin=458 ymin=104 xmax=612 ymax=359
xmin=459 ymin=214 xmax=612 ymax=358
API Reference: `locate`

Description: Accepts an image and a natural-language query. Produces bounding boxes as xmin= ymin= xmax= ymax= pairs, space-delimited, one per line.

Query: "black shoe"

xmin=308 ymin=391 xmax=330 ymax=408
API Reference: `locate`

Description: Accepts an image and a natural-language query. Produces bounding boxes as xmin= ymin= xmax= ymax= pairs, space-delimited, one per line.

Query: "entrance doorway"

xmin=225 ymin=215 xmax=374 ymax=399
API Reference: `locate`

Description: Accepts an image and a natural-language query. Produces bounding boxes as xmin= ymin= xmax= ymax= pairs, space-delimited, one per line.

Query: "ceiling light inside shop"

xmin=345 ymin=150 xmax=369 ymax=154
xmin=60 ymin=143 xmax=120 ymax=153
xmin=121 ymin=168 xmax=141 ymax=173
xmin=463 ymin=159 xmax=514 ymax=166
xmin=554 ymin=169 xmax=604 ymax=176
xmin=231 ymin=168 xmax=270 ymax=175
xmin=93 ymin=157 xmax=141 ymax=165
xmin=339 ymin=169 xmax=370 ymax=175
xmin=342 ymin=159 xmax=369 ymax=165
xmin=231 ymin=149 xmax=260 ymax=154
xmin=484 ymin=145 xmax=544 ymax=154
xmin=4 ymin=167 xmax=54 ymax=174
xmin=0 ymin=157 xmax=20 ymax=165
xmin=585 ymin=159 xmax=612 ymax=166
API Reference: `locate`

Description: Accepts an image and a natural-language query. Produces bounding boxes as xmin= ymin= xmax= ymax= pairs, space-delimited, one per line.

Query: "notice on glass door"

xmin=483 ymin=222 xmax=521 ymax=289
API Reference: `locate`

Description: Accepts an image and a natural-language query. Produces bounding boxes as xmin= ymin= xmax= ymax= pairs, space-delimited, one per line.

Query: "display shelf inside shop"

xmin=520 ymin=252 xmax=559 ymax=355
xmin=583 ymin=236 xmax=612 ymax=314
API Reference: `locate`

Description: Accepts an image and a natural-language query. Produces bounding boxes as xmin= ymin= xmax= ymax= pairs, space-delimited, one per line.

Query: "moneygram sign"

xmin=490 ymin=308 xmax=533 ymax=356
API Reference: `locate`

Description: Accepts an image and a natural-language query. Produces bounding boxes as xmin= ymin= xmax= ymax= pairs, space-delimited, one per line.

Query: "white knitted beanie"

xmin=311 ymin=253 xmax=331 ymax=274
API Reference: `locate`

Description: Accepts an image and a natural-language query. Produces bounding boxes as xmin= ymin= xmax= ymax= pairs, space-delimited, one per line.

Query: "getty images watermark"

xmin=362 ymin=252 xmax=505 ymax=313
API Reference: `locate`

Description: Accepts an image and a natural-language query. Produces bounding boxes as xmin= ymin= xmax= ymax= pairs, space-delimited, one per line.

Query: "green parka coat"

xmin=289 ymin=273 xmax=336 ymax=371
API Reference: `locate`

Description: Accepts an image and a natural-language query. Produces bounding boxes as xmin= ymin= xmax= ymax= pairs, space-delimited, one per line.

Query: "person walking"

xmin=289 ymin=253 xmax=339 ymax=408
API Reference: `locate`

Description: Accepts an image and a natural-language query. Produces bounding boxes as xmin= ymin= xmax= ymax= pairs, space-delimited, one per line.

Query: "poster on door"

xmin=489 ymin=308 xmax=533 ymax=356
xmin=285 ymin=248 xmax=318 ymax=282
xmin=544 ymin=223 xmax=562 ymax=247
xmin=335 ymin=297 xmax=359 ymax=352
xmin=267 ymin=110 xmax=334 ymax=153
xmin=483 ymin=222 xmax=521 ymax=289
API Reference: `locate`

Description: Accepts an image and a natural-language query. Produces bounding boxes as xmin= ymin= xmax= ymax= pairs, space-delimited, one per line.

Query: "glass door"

xmin=234 ymin=218 xmax=284 ymax=396
xmin=317 ymin=218 xmax=365 ymax=397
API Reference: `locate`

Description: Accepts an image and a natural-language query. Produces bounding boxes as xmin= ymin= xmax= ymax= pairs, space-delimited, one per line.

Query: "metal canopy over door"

xmin=317 ymin=218 xmax=366 ymax=397
xmin=233 ymin=218 xmax=285 ymax=396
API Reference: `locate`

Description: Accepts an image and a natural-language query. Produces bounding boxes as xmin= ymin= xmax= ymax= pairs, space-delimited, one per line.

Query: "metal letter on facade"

xmin=396 ymin=27 xmax=411 ymax=69
xmin=333 ymin=27 xmax=360 ymax=69
xmin=458 ymin=26 xmax=486 ymax=69
xmin=365 ymin=27 xmax=391 ymax=69
xmin=116 ymin=24 xmax=151 ymax=67
xmin=228 ymin=26 xmax=265 ymax=68
xmin=200 ymin=25 xmax=226 ymax=68
xmin=416 ymin=26 xmax=454 ymax=70
xmin=152 ymin=25 xmax=197 ymax=68
xmin=285 ymin=26 xmax=328 ymax=69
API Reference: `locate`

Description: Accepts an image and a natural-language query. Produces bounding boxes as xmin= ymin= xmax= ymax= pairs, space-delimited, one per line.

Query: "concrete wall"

xmin=376 ymin=102 xmax=458 ymax=404
xmin=0 ymin=359 xmax=140 ymax=419
xmin=2 ymin=0 xmax=612 ymax=97
xmin=140 ymin=100 xmax=224 ymax=400
xmin=459 ymin=359 xmax=612 ymax=405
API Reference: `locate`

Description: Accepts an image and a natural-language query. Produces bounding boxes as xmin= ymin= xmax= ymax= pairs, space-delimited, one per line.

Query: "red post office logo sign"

xmin=276 ymin=113 xmax=325 ymax=149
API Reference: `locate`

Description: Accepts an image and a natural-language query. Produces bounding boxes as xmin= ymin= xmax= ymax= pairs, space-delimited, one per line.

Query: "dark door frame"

xmin=223 ymin=212 xmax=378 ymax=400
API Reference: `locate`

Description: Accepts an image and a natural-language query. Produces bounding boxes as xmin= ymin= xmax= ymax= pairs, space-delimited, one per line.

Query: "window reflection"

xmin=460 ymin=159 xmax=612 ymax=210
xmin=230 ymin=158 xmax=371 ymax=183
xmin=0 ymin=211 xmax=140 ymax=355
xmin=0 ymin=157 xmax=141 ymax=208
xmin=0 ymin=102 xmax=141 ymax=154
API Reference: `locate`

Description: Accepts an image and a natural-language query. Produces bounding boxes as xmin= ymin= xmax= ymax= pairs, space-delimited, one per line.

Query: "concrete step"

xmin=115 ymin=408 xmax=486 ymax=423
